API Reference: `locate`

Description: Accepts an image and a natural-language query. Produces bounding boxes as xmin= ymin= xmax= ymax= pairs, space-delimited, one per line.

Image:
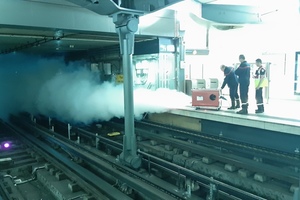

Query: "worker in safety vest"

xmin=253 ymin=58 xmax=267 ymax=113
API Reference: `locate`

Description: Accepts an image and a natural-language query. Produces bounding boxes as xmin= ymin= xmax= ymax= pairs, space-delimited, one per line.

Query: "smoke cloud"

xmin=0 ymin=54 xmax=191 ymax=124
xmin=0 ymin=54 xmax=66 ymax=120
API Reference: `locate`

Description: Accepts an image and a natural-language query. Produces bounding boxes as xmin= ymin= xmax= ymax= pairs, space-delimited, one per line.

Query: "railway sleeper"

xmin=1 ymin=151 xmax=95 ymax=200
xmin=27 ymin=117 xmax=299 ymax=200
xmin=75 ymin=121 xmax=298 ymax=200
xmin=139 ymin=140 xmax=295 ymax=200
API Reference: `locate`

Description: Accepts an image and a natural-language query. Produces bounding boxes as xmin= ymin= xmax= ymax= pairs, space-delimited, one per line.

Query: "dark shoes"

xmin=228 ymin=100 xmax=240 ymax=110
xmin=236 ymin=109 xmax=264 ymax=114
xmin=255 ymin=105 xmax=264 ymax=114
xmin=236 ymin=109 xmax=248 ymax=114
xmin=255 ymin=109 xmax=264 ymax=113
xmin=236 ymin=105 xmax=264 ymax=114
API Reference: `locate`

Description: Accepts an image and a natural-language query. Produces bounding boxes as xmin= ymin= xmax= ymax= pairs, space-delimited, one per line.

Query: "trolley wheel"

xmin=216 ymin=107 xmax=221 ymax=111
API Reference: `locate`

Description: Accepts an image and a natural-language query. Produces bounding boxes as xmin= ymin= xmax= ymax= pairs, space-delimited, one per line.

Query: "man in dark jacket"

xmin=235 ymin=54 xmax=250 ymax=114
xmin=220 ymin=65 xmax=240 ymax=109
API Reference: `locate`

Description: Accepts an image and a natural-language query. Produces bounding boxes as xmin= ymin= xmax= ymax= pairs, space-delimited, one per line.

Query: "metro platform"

xmin=152 ymin=98 xmax=300 ymax=155
xmin=146 ymin=97 xmax=300 ymax=155
xmin=168 ymin=98 xmax=300 ymax=136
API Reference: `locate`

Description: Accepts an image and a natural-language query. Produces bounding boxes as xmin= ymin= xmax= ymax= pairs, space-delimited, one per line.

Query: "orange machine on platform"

xmin=192 ymin=89 xmax=222 ymax=110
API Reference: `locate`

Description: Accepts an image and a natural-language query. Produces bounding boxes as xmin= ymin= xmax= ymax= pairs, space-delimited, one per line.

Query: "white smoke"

xmin=0 ymin=54 xmax=191 ymax=124
xmin=37 ymin=68 xmax=191 ymax=124
xmin=0 ymin=54 xmax=66 ymax=120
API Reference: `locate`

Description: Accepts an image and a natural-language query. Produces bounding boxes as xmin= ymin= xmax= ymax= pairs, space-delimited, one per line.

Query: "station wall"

xmin=183 ymin=16 xmax=300 ymax=100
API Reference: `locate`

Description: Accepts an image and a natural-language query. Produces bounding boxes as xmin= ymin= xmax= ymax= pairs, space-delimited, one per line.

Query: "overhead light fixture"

xmin=69 ymin=45 xmax=74 ymax=48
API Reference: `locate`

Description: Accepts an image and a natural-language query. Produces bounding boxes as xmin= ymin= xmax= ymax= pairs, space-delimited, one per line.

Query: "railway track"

xmin=83 ymin=119 xmax=300 ymax=200
xmin=0 ymin=120 xmax=58 ymax=200
xmin=133 ymin=120 xmax=300 ymax=183
xmin=2 ymin=114 xmax=300 ymax=200
xmin=3 ymin=115 xmax=196 ymax=200
xmin=110 ymin=119 xmax=300 ymax=199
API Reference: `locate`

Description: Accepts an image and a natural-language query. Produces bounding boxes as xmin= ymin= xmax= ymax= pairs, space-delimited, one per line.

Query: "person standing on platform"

xmin=235 ymin=54 xmax=250 ymax=114
xmin=220 ymin=65 xmax=240 ymax=109
xmin=253 ymin=58 xmax=267 ymax=113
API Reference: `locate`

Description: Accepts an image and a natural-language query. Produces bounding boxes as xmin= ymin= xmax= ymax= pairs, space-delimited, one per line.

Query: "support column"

xmin=178 ymin=30 xmax=186 ymax=93
xmin=113 ymin=12 xmax=141 ymax=169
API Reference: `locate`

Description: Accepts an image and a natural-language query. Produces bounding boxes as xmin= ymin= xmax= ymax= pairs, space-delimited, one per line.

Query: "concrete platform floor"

xmin=220 ymin=97 xmax=300 ymax=120
xmin=167 ymin=97 xmax=300 ymax=135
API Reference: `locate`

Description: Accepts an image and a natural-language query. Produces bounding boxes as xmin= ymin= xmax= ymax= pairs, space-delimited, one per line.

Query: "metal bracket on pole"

xmin=113 ymin=12 xmax=142 ymax=169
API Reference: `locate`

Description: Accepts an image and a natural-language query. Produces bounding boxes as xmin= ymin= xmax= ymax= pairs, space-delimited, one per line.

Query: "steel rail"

xmin=21 ymin=115 xmax=291 ymax=199
xmin=105 ymin=120 xmax=300 ymax=185
xmin=74 ymin=125 xmax=267 ymax=200
xmin=11 ymin=116 xmax=181 ymax=200
xmin=7 ymin=117 xmax=132 ymax=200
xmin=137 ymin=120 xmax=300 ymax=163
xmin=139 ymin=150 xmax=267 ymax=200
xmin=139 ymin=127 xmax=299 ymax=185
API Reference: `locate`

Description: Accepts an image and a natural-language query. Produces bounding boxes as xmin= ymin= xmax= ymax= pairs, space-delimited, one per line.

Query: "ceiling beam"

xmin=65 ymin=0 xmax=184 ymax=14
xmin=0 ymin=0 xmax=115 ymax=33
xmin=0 ymin=0 xmax=179 ymax=37
xmin=202 ymin=4 xmax=261 ymax=24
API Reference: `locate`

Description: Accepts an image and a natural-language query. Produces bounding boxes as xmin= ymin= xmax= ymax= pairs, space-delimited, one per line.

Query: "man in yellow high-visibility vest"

xmin=253 ymin=58 xmax=267 ymax=113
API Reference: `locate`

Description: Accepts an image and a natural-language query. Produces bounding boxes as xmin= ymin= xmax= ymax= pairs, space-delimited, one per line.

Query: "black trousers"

xmin=255 ymin=87 xmax=263 ymax=106
xmin=229 ymin=85 xmax=239 ymax=101
xmin=239 ymin=83 xmax=249 ymax=108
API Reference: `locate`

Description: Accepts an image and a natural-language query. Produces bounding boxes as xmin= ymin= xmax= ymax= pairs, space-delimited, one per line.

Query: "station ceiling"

xmin=0 ymin=28 xmax=118 ymax=54
xmin=0 ymin=0 xmax=298 ymax=56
